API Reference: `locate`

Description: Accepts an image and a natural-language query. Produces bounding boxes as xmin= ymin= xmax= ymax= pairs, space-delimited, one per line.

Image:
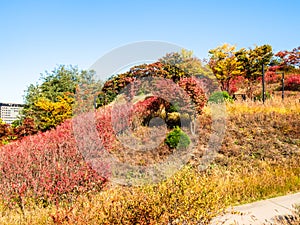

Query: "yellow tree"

xmin=159 ymin=49 xmax=214 ymax=79
xmin=208 ymin=44 xmax=243 ymax=94
xmin=34 ymin=94 xmax=73 ymax=131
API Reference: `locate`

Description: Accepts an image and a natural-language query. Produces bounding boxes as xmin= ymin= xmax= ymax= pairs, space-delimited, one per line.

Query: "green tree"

xmin=208 ymin=43 xmax=243 ymax=94
xmin=236 ymin=44 xmax=273 ymax=81
xmin=22 ymin=65 xmax=101 ymax=131
xmin=235 ymin=44 xmax=273 ymax=97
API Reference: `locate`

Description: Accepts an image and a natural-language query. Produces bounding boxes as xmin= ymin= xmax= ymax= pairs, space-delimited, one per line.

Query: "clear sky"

xmin=0 ymin=0 xmax=299 ymax=104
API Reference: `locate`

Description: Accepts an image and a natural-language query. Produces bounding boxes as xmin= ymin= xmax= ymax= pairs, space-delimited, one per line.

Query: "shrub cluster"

xmin=165 ymin=126 xmax=191 ymax=149
xmin=99 ymin=62 xmax=207 ymax=115
xmin=285 ymin=74 xmax=300 ymax=91
xmin=0 ymin=118 xmax=37 ymax=146
xmin=0 ymin=118 xmax=106 ymax=210
xmin=264 ymin=71 xmax=281 ymax=84
xmin=0 ymin=99 xmax=300 ymax=224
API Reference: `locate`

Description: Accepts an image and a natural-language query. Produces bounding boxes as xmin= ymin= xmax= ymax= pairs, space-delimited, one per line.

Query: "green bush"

xmin=208 ymin=91 xmax=233 ymax=103
xmin=165 ymin=126 xmax=190 ymax=148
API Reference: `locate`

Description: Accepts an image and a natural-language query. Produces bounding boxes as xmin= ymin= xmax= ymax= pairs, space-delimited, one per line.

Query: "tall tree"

xmin=22 ymin=65 xmax=101 ymax=131
xmin=160 ymin=49 xmax=218 ymax=94
xmin=275 ymin=46 xmax=300 ymax=72
xmin=236 ymin=44 xmax=273 ymax=81
xmin=208 ymin=43 xmax=243 ymax=94
xmin=235 ymin=44 xmax=273 ymax=97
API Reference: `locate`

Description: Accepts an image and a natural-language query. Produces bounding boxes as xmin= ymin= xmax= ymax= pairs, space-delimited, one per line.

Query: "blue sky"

xmin=0 ymin=0 xmax=299 ymax=103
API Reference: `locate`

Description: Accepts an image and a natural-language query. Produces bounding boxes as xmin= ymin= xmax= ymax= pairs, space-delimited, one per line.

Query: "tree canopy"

xmin=22 ymin=65 xmax=100 ymax=131
xmin=159 ymin=49 xmax=214 ymax=79
xmin=208 ymin=43 xmax=244 ymax=94
xmin=208 ymin=43 xmax=273 ymax=97
xmin=275 ymin=46 xmax=300 ymax=72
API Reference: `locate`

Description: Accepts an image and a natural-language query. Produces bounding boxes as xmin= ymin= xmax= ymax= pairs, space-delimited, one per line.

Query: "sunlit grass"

xmin=226 ymin=96 xmax=300 ymax=116
xmin=0 ymin=96 xmax=299 ymax=224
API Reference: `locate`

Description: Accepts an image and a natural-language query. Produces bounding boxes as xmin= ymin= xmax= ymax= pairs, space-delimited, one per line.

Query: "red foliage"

xmin=0 ymin=118 xmax=38 ymax=147
xmin=0 ymin=73 xmax=208 ymax=209
xmin=285 ymin=74 xmax=300 ymax=91
xmin=96 ymin=106 xmax=121 ymax=150
xmin=228 ymin=76 xmax=245 ymax=94
xmin=275 ymin=47 xmax=300 ymax=68
xmin=268 ymin=65 xmax=282 ymax=72
xmin=256 ymin=71 xmax=281 ymax=84
xmin=0 ymin=118 xmax=106 ymax=208
xmin=265 ymin=71 xmax=280 ymax=84
xmin=133 ymin=96 xmax=162 ymax=119
xmin=177 ymin=77 xmax=207 ymax=114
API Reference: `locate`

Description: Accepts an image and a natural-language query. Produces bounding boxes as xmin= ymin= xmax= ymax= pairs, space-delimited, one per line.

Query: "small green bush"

xmin=208 ymin=91 xmax=233 ymax=103
xmin=165 ymin=126 xmax=190 ymax=149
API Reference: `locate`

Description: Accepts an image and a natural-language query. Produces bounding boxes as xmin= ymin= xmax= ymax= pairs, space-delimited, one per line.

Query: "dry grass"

xmin=0 ymin=96 xmax=299 ymax=224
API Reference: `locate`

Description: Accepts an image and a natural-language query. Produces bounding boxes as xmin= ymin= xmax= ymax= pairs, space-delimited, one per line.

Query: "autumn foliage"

xmin=0 ymin=118 xmax=106 ymax=209
xmin=0 ymin=47 xmax=299 ymax=224
xmin=0 ymin=118 xmax=37 ymax=146
xmin=285 ymin=74 xmax=300 ymax=91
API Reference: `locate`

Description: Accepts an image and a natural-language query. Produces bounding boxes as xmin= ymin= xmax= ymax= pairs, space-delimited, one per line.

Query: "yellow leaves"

xmin=209 ymin=43 xmax=237 ymax=59
xmin=209 ymin=43 xmax=243 ymax=89
xmin=34 ymin=94 xmax=73 ymax=130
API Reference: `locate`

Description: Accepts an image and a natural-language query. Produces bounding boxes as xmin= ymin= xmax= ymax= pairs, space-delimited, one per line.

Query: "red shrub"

xmin=0 ymin=118 xmax=106 ymax=208
xmin=268 ymin=65 xmax=282 ymax=72
xmin=178 ymin=77 xmax=207 ymax=114
xmin=0 ymin=75 xmax=208 ymax=209
xmin=264 ymin=71 xmax=280 ymax=84
xmin=228 ymin=76 xmax=245 ymax=94
xmin=285 ymin=74 xmax=300 ymax=91
xmin=256 ymin=72 xmax=281 ymax=84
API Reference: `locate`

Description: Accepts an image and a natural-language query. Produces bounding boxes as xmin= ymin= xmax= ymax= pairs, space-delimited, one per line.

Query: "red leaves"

xmin=256 ymin=71 xmax=281 ymax=84
xmin=0 ymin=65 xmax=208 ymax=209
xmin=0 ymin=118 xmax=105 ymax=207
xmin=178 ymin=77 xmax=207 ymax=114
xmin=275 ymin=47 xmax=300 ymax=68
xmin=285 ymin=74 xmax=300 ymax=91
xmin=0 ymin=117 xmax=38 ymax=146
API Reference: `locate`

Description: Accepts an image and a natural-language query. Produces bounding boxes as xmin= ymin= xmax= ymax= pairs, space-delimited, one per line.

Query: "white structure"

xmin=0 ymin=103 xmax=24 ymax=124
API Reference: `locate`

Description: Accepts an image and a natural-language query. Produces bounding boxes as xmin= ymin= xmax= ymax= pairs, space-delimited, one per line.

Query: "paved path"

xmin=210 ymin=192 xmax=300 ymax=225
